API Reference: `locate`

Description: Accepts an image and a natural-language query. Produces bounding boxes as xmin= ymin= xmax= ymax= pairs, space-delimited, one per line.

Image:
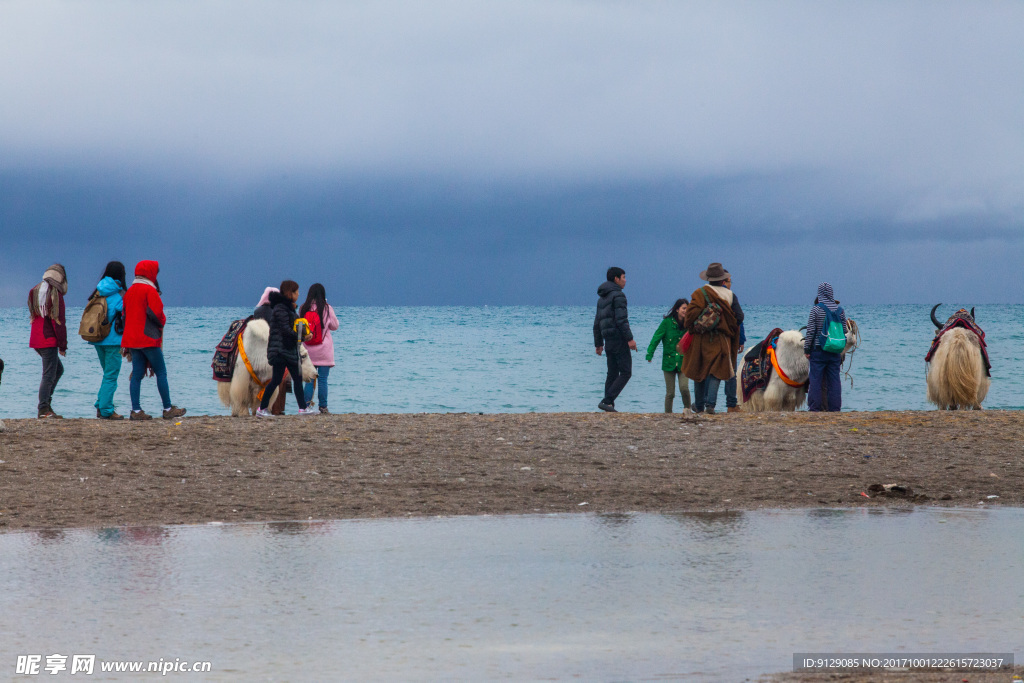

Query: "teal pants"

xmin=94 ymin=345 xmax=122 ymax=417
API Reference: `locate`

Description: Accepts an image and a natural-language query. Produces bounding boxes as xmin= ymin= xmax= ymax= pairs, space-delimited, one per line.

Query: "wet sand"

xmin=0 ymin=410 xmax=1021 ymax=530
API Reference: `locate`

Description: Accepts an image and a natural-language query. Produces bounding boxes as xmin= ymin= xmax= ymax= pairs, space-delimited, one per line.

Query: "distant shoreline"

xmin=0 ymin=411 xmax=1020 ymax=531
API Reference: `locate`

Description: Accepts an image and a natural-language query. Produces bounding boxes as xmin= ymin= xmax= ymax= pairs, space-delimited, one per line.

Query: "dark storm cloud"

xmin=0 ymin=1 xmax=1022 ymax=304
xmin=2 ymin=169 xmax=1020 ymax=306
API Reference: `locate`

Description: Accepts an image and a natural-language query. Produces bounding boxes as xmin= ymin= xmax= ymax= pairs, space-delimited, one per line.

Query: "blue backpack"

xmin=817 ymin=304 xmax=846 ymax=353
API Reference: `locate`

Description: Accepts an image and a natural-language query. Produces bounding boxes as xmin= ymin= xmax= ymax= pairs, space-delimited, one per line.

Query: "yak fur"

xmin=926 ymin=327 xmax=989 ymax=410
xmin=217 ymin=319 xmax=317 ymax=416
xmin=740 ymin=321 xmax=859 ymax=412
xmin=740 ymin=331 xmax=809 ymax=412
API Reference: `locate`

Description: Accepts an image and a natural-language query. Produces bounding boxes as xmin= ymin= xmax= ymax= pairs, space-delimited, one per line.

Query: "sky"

xmin=1 ymin=0 xmax=1022 ymax=306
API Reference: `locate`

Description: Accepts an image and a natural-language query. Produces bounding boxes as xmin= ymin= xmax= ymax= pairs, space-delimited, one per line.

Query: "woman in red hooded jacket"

xmin=121 ymin=260 xmax=186 ymax=421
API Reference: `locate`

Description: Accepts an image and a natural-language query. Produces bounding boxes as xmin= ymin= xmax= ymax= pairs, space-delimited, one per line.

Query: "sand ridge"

xmin=0 ymin=410 xmax=1021 ymax=530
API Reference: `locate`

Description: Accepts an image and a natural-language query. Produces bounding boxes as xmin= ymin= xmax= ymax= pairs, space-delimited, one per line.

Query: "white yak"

xmin=217 ymin=319 xmax=317 ymax=416
xmin=926 ymin=305 xmax=989 ymax=410
xmin=740 ymin=321 xmax=859 ymax=412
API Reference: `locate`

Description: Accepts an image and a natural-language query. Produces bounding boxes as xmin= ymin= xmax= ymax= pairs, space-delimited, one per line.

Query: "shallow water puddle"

xmin=1 ymin=508 xmax=1021 ymax=680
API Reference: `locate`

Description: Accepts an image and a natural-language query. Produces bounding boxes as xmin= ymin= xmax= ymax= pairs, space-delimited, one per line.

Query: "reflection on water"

xmin=1 ymin=508 xmax=1021 ymax=681
xmin=33 ymin=529 xmax=67 ymax=544
xmin=665 ymin=510 xmax=747 ymax=534
xmin=97 ymin=526 xmax=170 ymax=545
xmin=594 ymin=512 xmax=636 ymax=529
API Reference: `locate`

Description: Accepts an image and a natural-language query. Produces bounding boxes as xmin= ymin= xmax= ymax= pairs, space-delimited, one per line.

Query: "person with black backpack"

xmin=804 ymin=282 xmax=849 ymax=412
xmin=298 ymin=283 xmax=339 ymax=414
xmin=84 ymin=261 xmax=128 ymax=419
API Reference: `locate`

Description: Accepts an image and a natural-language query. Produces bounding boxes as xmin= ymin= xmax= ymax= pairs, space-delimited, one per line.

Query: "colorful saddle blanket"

xmin=211 ymin=318 xmax=250 ymax=382
xmin=741 ymin=327 xmax=783 ymax=402
xmin=925 ymin=310 xmax=990 ymax=377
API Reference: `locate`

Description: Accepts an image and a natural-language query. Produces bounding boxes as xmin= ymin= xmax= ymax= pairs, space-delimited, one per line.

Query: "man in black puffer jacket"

xmin=593 ymin=267 xmax=636 ymax=412
xmin=256 ymin=280 xmax=316 ymax=417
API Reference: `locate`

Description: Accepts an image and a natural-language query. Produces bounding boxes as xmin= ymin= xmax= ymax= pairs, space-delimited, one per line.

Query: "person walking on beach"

xmin=594 ymin=267 xmax=636 ymax=412
xmin=121 ymin=260 xmax=186 ymax=421
xmin=646 ymin=298 xmax=692 ymax=413
xmin=87 ymin=261 xmax=128 ymax=420
xmin=804 ymin=282 xmax=849 ymax=412
xmin=256 ymin=281 xmax=317 ymax=417
xmin=299 ymin=283 xmax=339 ymax=414
xmin=720 ymin=272 xmax=745 ymax=412
xmin=28 ymin=264 xmax=69 ymax=418
xmin=681 ymin=262 xmax=742 ymax=415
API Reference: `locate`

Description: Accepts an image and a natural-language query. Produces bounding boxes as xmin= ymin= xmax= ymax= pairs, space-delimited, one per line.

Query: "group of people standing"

xmin=25 ymin=258 xmax=847 ymax=419
xmin=593 ymin=262 xmax=848 ymax=413
xmin=29 ymin=260 xmax=186 ymax=420
xmin=251 ymin=281 xmax=339 ymax=417
xmin=26 ymin=263 xmax=338 ymax=420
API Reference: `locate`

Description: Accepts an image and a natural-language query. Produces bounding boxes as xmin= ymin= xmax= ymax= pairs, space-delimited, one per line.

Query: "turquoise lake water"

xmin=0 ymin=305 xmax=1021 ymax=419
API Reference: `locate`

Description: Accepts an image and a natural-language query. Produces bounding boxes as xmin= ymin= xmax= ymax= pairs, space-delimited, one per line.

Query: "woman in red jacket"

xmin=28 ymin=264 xmax=68 ymax=418
xmin=121 ymin=260 xmax=186 ymax=421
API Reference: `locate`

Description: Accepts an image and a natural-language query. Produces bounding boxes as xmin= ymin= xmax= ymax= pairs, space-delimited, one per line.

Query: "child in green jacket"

xmin=646 ymin=298 xmax=692 ymax=413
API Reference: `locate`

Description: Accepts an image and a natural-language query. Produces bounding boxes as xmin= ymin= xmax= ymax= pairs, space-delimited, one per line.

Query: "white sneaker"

xmin=297 ymin=406 xmax=318 ymax=416
xmin=255 ymin=408 xmax=273 ymax=418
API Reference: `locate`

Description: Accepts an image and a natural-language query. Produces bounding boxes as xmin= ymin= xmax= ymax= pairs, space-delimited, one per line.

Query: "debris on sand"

xmin=866 ymin=483 xmax=929 ymax=502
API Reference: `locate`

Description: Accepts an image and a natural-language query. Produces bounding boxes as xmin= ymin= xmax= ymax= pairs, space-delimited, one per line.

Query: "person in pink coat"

xmin=298 ymin=283 xmax=339 ymax=414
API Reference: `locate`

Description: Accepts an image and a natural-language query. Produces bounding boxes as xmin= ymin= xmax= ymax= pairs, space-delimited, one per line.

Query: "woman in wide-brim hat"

xmin=681 ymin=262 xmax=742 ymax=414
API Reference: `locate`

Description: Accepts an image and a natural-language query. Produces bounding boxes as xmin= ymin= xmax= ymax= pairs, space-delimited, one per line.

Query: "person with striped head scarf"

xmin=28 ymin=264 xmax=69 ymax=418
xmin=804 ymin=281 xmax=849 ymax=412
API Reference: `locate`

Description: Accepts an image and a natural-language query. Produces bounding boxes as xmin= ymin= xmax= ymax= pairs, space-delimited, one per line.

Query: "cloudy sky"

xmin=1 ymin=0 xmax=1021 ymax=306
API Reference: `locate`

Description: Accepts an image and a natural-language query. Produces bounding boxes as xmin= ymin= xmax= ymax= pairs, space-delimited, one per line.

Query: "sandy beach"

xmin=0 ymin=410 xmax=1021 ymax=530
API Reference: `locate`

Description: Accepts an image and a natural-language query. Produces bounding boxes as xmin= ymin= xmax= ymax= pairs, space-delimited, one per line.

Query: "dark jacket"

xmin=593 ymin=281 xmax=633 ymax=349
xmin=267 ymin=291 xmax=300 ymax=365
xmin=253 ymin=303 xmax=273 ymax=323
xmin=731 ymin=294 xmax=744 ymax=327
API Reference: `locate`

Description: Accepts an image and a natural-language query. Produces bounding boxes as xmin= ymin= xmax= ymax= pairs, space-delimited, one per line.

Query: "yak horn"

xmin=798 ymin=326 xmax=807 ymax=332
xmin=930 ymin=304 xmax=943 ymax=329
xmin=970 ymin=307 xmax=975 ymax=320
